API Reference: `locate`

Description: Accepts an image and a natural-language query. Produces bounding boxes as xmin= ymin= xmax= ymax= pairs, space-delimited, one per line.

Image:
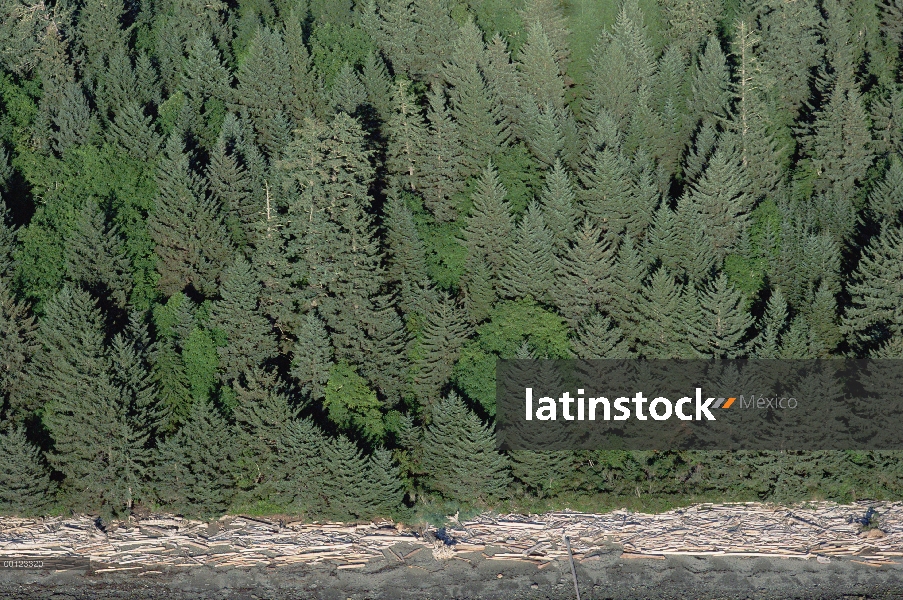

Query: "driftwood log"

xmin=1 ymin=501 xmax=900 ymax=570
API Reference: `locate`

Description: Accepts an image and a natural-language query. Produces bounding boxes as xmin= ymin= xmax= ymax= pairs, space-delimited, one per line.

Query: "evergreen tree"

xmin=681 ymin=135 xmax=752 ymax=262
xmin=518 ymin=0 xmax=570 ymax=72
xmin=384 ymin=191 xmax=429 ymax=313
xmin=106 ymin=101 xmax=163 ymax=162
xmin=870 ymin=154 xmax=903 ymax=226
xmin=421 ymin=392 xmax=510 ymax=502
xmin=149 ymin=132 xmax=233 ymax=297
xmin=0 ymin=424 xmax=55 ymax=515
xmin=291 ymin=311 xmax=334 ymax=402
xmin=180 ymin=34 xmax=232 ymax=110
xmin=420 ymin=86 xmax=465 ymax=222
xmin=153 ymin=398 xmax=237 ymax=518
xmin=233 ymin=26 xmax=293 ymax=156
xmin=684 ymin=273 xmax=753 ymax=358
xmin=540 ymin=159 xmax=578 ymax=256
xmin=500 ymin=201 xmax=557 ymax=303
xmin=206 ymin=115 xmax=262 ymax=248
xmin=578 ymin=143 xmax=635 ymax=236
xmin=283 ymin=8 xmax=320 ymax=121
xmin=659 ymin=0 xmax=722 ymax=52
xmin=636 ymin=267 xmax=689 ymax=358
xmin=35 ymin=286 xmax=151 ymax=516
xmin=444 ymin=20 xmax=510 ymax=175
xmin=805 ymin=74 xmax=875 ymax=201
xmin=370 ymin=0 xmax=417 ymax=76
xmin=482 ymin=33 xmax=522 ymax=137
xmin=317 ymin=433 xmax=377 ymax=518
xmin=517 ymin=22 xmax=566 ymax=112
xmin=463 ymin=256 xmax=496 ymax=325
xmin=359 ymin=292 xmax=410 ymax=403
xmin=231 ymin=367 xmax=298 ymax=498
xmin=690 ymin=35 xmax=731 ymax=129
xmin=0 ymin=281 xmax=37 ymax=418
xmin=64 ymin=200 xmax=133 ymax=307
xmin=361 ymin=52 xmax=394 ymax=123
xmin=572 ymin=311 xmax=633 ymax=359
xmin=460 ymin=161 xmax=514 ymax=279
xmin=755 ymin=0 xmax=823 ymax=121
xmin=272 ymin=417 xmax=329 ymax=510
xmin=329 ymin=62 xmax=367 ymax=116
xmin=386 ymin=79 xmax=428 ymax=192
xmin=412 ymin=291 xmax=471 ymax=406
xmin=209 ymin=256 xmax=278 ymax=385
xmin=364 ymin=447 xmax=404 ymax=517
xmin=410 ymin=0 xmax=457 ymax=83
xmin=752 ymin=288 xmax=789 ymax=359
xmin=842 ymin=224 xmax=903 ymax=352
xmin=553 ymin=218 xmax=616 ymax=327
xmin=606 ymin=235 xmax=648 ymax=335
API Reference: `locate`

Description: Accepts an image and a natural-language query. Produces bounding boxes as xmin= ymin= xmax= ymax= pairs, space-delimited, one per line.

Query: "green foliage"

xmin=0 ymin=424 xmax=55 ymax=515
xmin=454 ymin=298 xmax=569 ymax=413
xmin=309 ymin=23 xmax=374 ymax=86
xmin=323 ymin=361 xmax=386 ymax=441
xmin=421 ymin=392 xmax=511 ymax=503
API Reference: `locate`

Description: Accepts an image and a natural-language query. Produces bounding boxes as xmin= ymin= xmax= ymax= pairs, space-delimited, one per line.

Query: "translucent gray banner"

xmin=495 ymin=360 xmax=903 ymax=450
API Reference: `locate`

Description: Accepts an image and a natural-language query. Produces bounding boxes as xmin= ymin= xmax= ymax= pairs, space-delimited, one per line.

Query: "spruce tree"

xmin=520 ymin=96 xmax=566 ymax=169
xmin=463 ymin=256 xmax=496 ymax=325
xmin=869 ymin=154 xmax=903 ymax=226
xmin=180 ymin=34 xmax=232 ymax=110
xmin=318 ymin=433 xmax=375 ymax=518
xmin=361 ymin=52 xmax=394 ymax=123
xmin=106 ymin=101 xmax=162 ymax=162
xmin=386 ymin=78 xmax=428 ymax=192
xmin=149 ymin=132 xmax=233 ymax=297
xmin=578 ymin=143 xmax=635 ymax=236
xmin=0 ymin=281 xmax=37 ymax=418
xmin=384 ymin=191 xmax=430 ymax=313
xmin=500 ymin=201 xmax=558 ymax=303
xmin=540 ymin=159 xmax=578 ymax=256
xmin=209 ymin=256 xmax=278 ymax=385
xmin=364 ymin=447 xmax=404 ymax=517
xmin=756 ymin=0 xmax=823 ymax=120
xmin=553 ymin=218 xmax=616 ymax=327
xmin=443 ymin=20 xmax=510 ymax=175
xmin=231 ymin=367 xmax=298 ymax=498
xmin=842 ymin=224 xmax=903 ymax=352
xmin=517 ymin=22 xmax=566 ymax=111
xmin=412 ymin=291 xmax=471 ymax=407
xmin=35 ymin=286 xmax=151 ymax=516
xmin=659 ymin=0 xmax=722 ymax=52
xmin=690 ymin=35 xmax=731 ymax=128
xmin=0 ymin=424 xmax=55 ymax=515
xmin=283 ymin=8 xmax=321 ymax=122
xmin=806 ymin=74 xmax=875 ymax=201
xmin=329 ymin=62 xmax=367 ymax=116
xmin=681 ymin=135 xmax=752 ymax=262
xmin=460 ymin=161 xmax=514 ymax=279
xmin=752 ymin=288 xmax=789 ymax=359
xmin=64 ymin=200 xmax=133 ymax=307
xmin=421 ymin=392 xmax=510 ymax=502
xmin=420 ymin=86 xmax=465 ymax=222
xmin=206 ymin=115 xmax=262 ymax=248
xmin=153 ymin=398 xmax=237 ymax=518
xmin=233 ymin=26 xmax=292 ymax=156
xmin=410 ymin=0 xmax=457 ymax=83
xmin=272 ymin=418 xmax=328 ymax=510
xmin=684 ymin=273 xmax=753 ymax=358
xmin=110 ymin=312 xmax=167 ymax=434
xmin=572 ymin=311 xmax=633 ymax=359
xmin=359 ymin=292 xmax=410 ymax=403
xmin=518 ymin=0 xmax=570 ymax=72
xmin=291 ymin=311 xmax=334 ymax=402
xmin=370 ymin=0 xmax=417 ymax=76
xmin=482 ymin=33 xmax=522 ymax=136
xmin=607 ymin=235 xmax=649 ymax=338
xmin=636 ymin=267 xmax=689 ymax=358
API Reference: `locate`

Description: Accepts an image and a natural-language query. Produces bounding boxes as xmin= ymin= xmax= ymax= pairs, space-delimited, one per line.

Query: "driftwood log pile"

xmin=0 ymin=501 xmax=900 ymax=571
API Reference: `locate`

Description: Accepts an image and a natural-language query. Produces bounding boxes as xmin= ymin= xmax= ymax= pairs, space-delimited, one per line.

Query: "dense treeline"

xmin=1 ymin=0 xmax=903 ymax=521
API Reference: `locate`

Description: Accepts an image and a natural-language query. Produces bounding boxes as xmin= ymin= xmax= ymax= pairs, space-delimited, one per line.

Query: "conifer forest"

xmin=2 ymin=0 xmax=903 ymax=522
